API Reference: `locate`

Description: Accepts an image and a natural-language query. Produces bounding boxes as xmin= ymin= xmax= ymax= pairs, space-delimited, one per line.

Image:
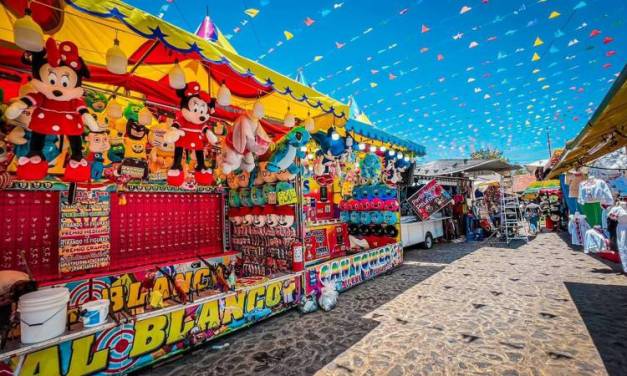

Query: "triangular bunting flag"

xmin=532 ymin=52 xmax=541 ymax=61
xmin=421 ymin=24 xmax=430 ymax=33
xmin=245 ymin=8 xmax=259 ymax=17
xmin=533 ymin=37 xmax=544 ymax=47
xmin=549 ymin=11 xmax=560 ymax=19
xmin=283 ymin=31 xmax=293 ymax=40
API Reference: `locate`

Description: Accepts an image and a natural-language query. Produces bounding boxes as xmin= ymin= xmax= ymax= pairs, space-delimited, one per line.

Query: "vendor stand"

xmin=297 ymin=118 xmax=425 ymax=294
xmin=0 ymin=0 xmax=357 ymax=374
xmin=546 ymin=64 xmax=627 ymax=271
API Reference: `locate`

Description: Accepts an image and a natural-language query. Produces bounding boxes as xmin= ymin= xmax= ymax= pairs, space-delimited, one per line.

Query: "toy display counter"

xmin=0 ymin=273 xmax=301 ymax=375
xmin=303 ymin=243 xmax=403 ymax=295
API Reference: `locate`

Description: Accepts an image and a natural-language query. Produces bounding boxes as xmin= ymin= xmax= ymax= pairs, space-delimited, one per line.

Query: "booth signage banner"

xmin=408 ymin=179 xmax=453 ymax=220
xmin=304 ymin=243 xmax=403 ymax=294
xmin=59 ymin=191 xmax=111 ymax=273
xmin=1 ymin=274 xmax=301 ymax=376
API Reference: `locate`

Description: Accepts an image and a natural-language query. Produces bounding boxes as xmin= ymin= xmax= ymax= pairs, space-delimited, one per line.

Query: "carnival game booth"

xmin=295 ymin=118 xmax=425 ymax=295
xmin=547 ymin=64 xmax=627 ymax=272
xmin=0 ymin=1 xmax=349 ymax=374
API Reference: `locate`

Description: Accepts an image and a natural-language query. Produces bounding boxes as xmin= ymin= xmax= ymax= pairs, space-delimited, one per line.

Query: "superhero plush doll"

xmin=164 ymin=82 xmax=218 ymax=186
xmin=5 ymin=38 xmax=99 ymax=182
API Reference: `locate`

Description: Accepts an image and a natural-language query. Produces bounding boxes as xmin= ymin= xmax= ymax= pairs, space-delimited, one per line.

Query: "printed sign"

xmin=2 ymin=274 xmax=300 ymax=376
xmin=277 ymin=187 xmax=298 ymax=205
xmin=305 ymin=243 xmax=403 ymax=294
xmin=59 ymin=190 xmax=110 ymax=273
xmin=407 ymin=179 xmax=453 ymax=220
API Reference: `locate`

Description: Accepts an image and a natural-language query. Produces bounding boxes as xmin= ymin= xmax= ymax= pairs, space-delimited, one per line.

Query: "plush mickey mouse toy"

xmin=5 ymin=38 xmax=99 ymax=182
xmin=165 ymin=81 xmax=218 ymax=186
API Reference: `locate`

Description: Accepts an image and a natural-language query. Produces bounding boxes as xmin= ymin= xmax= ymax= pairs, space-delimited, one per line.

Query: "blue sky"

xmin=127 ymin=0 xmax=626 ymax=163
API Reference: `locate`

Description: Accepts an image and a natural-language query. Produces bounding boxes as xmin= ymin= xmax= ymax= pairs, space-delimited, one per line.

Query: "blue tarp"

xmin=345 ymin=119 xmax=426 ymax=156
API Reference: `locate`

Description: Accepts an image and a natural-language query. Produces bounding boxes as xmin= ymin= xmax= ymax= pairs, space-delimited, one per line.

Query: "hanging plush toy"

xmin=164 ymin=81 xmax=218 ymax=186
xmin=85 ymin=129 xmax=110 ymax=180
xmin=222 ymin=113 xmax=272 ymax=174
xmin=120 ymin=103 xmax=151 ymax=179
xmin=359 ymin=153 xmax=382 ymax=184
xmin=267 ymin=126 xmax=311 ymax=174
xmin=5 ymin=38 xmax=99 ymax=181
xmin=148 ymin=119 xmax=175 ymax=179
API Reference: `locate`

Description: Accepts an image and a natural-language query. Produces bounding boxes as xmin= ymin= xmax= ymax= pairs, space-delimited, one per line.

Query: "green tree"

xmin=470 ymin=147 xmax=508 ymax=161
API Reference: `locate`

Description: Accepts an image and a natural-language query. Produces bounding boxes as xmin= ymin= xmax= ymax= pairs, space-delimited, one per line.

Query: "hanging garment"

xmin=584 ymin=228 xmax=609 ymax=254
xmin=614 ymin=208 xmax=627 ymax=272
xmin=568 ymin=214 xmax=590 ymax=246
xmin=565 ymin=172 xmax=586 ymax=198
xmin=578 ymin=178 xmax=614 ymax=206
xmin=560 ymin=174 xmax=580 ymax=215
xmin=581 ymin=202 xmax=602 ymax=227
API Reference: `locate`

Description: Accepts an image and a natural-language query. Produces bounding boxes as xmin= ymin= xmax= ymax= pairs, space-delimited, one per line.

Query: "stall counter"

xmin=0 ymin=273 xmax=301 ymax=375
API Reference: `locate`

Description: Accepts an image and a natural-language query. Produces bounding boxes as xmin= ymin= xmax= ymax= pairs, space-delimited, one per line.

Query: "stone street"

xmin=138 ymin=233 xmax=627 ymax=376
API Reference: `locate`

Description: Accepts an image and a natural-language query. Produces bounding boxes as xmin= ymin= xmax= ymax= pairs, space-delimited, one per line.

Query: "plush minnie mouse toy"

xmin=5 ymin=38 xmax=99 ymax=181
xmin=164 ymin=82 xmax=218 ymax=186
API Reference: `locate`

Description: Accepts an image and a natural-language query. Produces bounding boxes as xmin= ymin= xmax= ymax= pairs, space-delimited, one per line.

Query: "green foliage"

xmin=470 ymin=147 xmax=508 ymax=161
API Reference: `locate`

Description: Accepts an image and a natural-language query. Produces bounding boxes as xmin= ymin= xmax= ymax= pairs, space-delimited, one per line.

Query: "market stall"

xmin=546 ymin=64 xmax=627 ymax=272
xmin=521 ymin=180 xmax=564 ymax=231
xmin=297 ymin=118 xmax=425 ymax=295
xmin=0 ymin=0 xmax=359 ymax=374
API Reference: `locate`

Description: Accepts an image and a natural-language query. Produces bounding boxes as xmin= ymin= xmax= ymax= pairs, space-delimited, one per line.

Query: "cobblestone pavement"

xmin=139 ymin=233 xmax=627 ymax=376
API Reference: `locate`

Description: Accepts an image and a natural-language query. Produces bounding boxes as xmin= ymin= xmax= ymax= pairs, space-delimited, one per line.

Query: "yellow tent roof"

xmin=0 ymin=0 xmax=348 ymax=123
xmin=547 ymin=64 xmax=627 ymax=178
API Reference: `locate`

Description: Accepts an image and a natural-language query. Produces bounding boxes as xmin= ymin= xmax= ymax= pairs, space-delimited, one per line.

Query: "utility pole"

xmin=545 ymin=124 xmax=552 ymax=158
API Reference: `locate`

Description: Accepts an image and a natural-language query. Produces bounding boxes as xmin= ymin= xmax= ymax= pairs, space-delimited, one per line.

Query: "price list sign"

xmin=59 ymin=190 xmax=111 ymax=273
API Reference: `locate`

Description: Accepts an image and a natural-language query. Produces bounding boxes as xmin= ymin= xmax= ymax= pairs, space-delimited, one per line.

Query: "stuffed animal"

xmin=226 ymin=173 xmax=240 ymax=190
xmin=85 ymin=130 xmax=110 ymax=180
xmin=359 ymin=153 xmax=382 ymax=184
xmin=222 ymin=113 xmax=272 ymax=174
xmin=85 ymin=90 xmax=107 ymax=114
xmin=164 ymin=82 xmax=218 ymax=186
xmin=260 ymin=161 xmax=278 ymax=183
xmin=120 ymin=103 xmax=151 ymax=179
xmin=311 ymin=128 xmax=353 ymax=160
xmin=228 ymin=190 xmax=241 ymax=208
xmin=267 ymin=126 xmax=310 ymax=174
xmin=5 ymin=101 xmax=61 ymax=164
xmin=276 ymin=169 xmax=296 ymax=182
xmin=262 ymin=184 xmax=277 ymax=205
xmin=239 ymin=188 xmax=253 ymax=207
xmin=242 ymin=208 xmax=254 ymax=226
xmin=5 ymin=38 xmax=99 ymax=181
xmin=276 ymin=205 xmax=295 ymax=227
xmin=237 ymin=170 xmax=251 ymax=188
xmin=229 ymin=208 xmax=244 ymax=226
xmin=0 ymin=136 xmax=14 ymax=189
xmin=266 ymin=207 xmax=279 ymax=227
xmin=251 ymin=207 xmax=267 ymax=227
xmin=251 ymin=186 xmax=266 ymax=206
xmin=383 ymin=211 xmax=398 ymax=225
xmin=105 ymin=98 xmax=126 ymax=163
xmin=148 ymin=120 xmax=175 ymax=178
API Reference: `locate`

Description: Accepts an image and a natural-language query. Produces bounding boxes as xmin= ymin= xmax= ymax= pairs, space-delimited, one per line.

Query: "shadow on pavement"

xmin=136 ymin=263 xmax=444 ymax=376
xmin=565 ymin=282 xmax=627 ymax=376
xmin=403 ymin=240 xmax=483 ymax=264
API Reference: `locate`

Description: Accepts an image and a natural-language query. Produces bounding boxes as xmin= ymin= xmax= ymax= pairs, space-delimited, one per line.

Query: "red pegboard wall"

xmin=109 ymin=192 xmax=224 ymax=269
xmin=0 ymin=191 xmax=60 ymax=279
xmin=0 ymin=190 xmax=225 ymax=281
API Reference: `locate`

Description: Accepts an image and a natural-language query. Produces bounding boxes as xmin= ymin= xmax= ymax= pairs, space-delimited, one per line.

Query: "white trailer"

xmin=401 ymin=214 xmax=446 ymax=249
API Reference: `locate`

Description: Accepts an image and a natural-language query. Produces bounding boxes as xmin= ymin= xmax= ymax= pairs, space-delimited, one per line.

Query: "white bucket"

xmin=80 ymin=299 xmax=110 ymax=328
xmin=18 ymin=287 xmax=69 ymax=344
